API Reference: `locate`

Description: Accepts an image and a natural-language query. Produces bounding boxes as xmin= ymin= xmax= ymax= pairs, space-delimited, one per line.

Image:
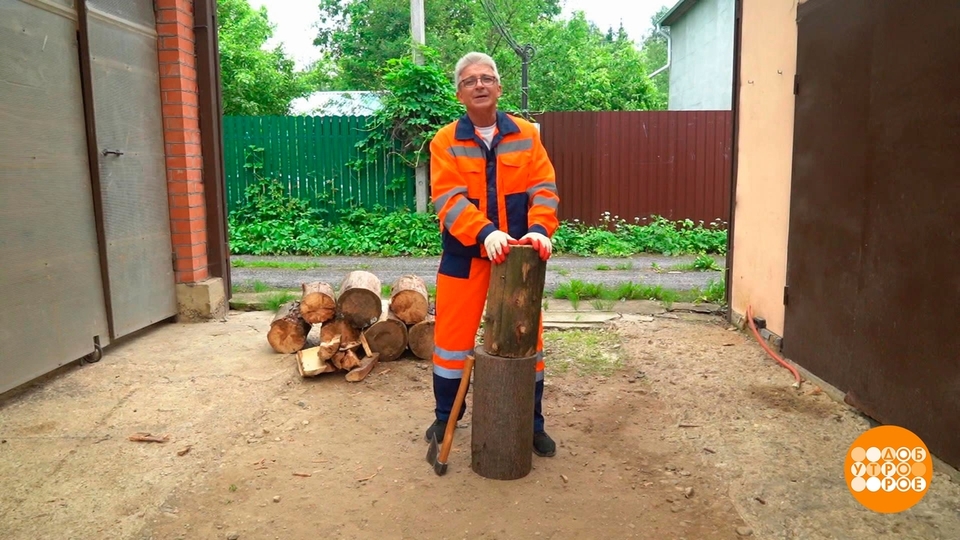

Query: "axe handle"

xmin=439 ymin=355 xmax=474 ymax=464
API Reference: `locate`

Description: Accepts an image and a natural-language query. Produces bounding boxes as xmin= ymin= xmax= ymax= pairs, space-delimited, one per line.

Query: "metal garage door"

xmin=0 ymin=0 xmax=110 ymax=393
xmin=83 ymin=0 xmax=176 ymax=338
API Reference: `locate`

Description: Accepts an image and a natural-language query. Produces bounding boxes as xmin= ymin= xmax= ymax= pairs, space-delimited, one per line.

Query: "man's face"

xmin=456 ymin=63 xmax=502 ymax=114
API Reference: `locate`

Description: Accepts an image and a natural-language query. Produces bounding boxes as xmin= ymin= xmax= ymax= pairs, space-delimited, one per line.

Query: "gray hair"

xmin=454 ymin=52 xmax=500 ymax=87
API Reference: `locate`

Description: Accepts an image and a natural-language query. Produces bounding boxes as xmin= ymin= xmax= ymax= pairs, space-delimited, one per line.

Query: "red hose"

xmin=746 ymin=305 xmax=802 ymax=388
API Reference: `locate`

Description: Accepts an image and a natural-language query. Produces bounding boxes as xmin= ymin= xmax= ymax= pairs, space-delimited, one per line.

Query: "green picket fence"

xmin=222 ymin=116 xmax=416 ymax=221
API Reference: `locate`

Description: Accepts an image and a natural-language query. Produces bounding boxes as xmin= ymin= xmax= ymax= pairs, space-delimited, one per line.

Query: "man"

xmin=425 ymin=52 xmax=561 ymax=457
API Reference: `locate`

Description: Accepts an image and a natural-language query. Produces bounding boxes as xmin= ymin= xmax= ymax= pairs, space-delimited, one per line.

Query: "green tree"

xmin=314 ymin=0 xmax=658 ymax=112
xmin=217 ymin=0 xmax=329 ymax=115
xmin=638 ymin=6 xmax=671 ymax=110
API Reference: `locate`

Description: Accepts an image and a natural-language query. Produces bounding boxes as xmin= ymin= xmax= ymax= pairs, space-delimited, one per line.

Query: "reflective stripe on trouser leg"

xmin=432 ymin=256 xmax=491 ymax=422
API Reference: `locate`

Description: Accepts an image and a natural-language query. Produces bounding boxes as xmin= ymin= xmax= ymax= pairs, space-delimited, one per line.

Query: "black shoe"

xmin=533 ymin=431 xmax=556 ymax=457
xmin=424 ymin=419 xmax=448 ymax=444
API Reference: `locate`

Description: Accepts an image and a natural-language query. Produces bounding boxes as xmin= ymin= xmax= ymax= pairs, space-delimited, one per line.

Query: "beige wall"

xmin=729 ymin=0 xmax=802 ymax=336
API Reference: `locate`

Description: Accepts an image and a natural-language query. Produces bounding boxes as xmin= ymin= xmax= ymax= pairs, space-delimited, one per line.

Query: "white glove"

xmin=483 ymin=230 xmax=514 ymax=264
xmin=520 ymin=232 xmax=552 ymax=260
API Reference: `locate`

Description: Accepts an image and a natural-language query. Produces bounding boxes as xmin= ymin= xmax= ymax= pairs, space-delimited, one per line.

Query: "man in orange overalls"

xmin=425 ymin=52 xmax=560 ymax=457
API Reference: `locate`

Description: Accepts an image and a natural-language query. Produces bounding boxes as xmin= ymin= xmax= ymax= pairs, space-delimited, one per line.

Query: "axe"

xmin=425 ymin=354 xmax=474 ymax=476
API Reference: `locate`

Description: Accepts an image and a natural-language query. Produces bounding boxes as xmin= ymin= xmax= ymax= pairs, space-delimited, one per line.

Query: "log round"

xmin=482 ymin=245 xmax=547 ymax=358
xmin=389 ymin=275 xmax=429 ymax=324
xmin=470 ymin=346 xmax=537 ymax=480
xmin=407 ymin=317 xmax=435 ymax=361
xmin=320 ymin=319 xmax=360 ymax=346
xmin=337 ymin=271 xmax=383 ymax=329
xmin=300 ymin=281 xmax=337 ymax=324
xmin=363 ymin=317 xmax=408 ymax=362
xmin=267 ymin=301 xmax=310 ymax=354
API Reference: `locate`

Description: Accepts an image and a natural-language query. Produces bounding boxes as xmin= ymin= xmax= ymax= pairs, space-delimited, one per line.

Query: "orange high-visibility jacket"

xmin=429 ymin=112 xmax=560 ymax=263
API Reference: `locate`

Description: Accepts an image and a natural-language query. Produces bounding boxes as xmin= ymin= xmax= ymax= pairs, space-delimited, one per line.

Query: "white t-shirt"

xmin=476 ymin=124 xmax=497 ymax=149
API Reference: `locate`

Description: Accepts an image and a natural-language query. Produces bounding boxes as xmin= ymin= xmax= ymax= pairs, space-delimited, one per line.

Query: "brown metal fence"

xmin=533 ymin=111 xmax=733 ymax=226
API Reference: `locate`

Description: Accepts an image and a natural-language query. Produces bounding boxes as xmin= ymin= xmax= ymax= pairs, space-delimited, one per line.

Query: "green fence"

xmin=222 ymin=116 xmax=416 ymax=220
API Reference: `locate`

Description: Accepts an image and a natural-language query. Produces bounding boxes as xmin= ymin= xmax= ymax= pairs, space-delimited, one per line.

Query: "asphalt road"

xmin=229 ymin=253 xmax=725 ymax=292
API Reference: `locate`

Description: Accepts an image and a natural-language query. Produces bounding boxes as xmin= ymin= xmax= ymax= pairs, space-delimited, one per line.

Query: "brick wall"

xmin=156 ymin=0 xmax=208 ymax=284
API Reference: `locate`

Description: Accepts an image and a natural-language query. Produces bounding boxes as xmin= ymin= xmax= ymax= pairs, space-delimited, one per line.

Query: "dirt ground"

xmin=2 ymin=307 xmax=959 ymax=540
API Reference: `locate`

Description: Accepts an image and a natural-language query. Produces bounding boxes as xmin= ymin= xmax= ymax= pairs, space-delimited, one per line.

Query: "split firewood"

xmin=330 ymin=350 xmax=347 ymax=371
xmin=337 ymin=271 xmax=383 ymax=329
xmin=340 ymin=349 xmax=362 ymax=371
xmin=359 ymin=333 xmax=373 ymax=358
xmin=300 ymin=281 xmax=337 ymax=324
xmin=129 ymin=432 xmax=169 ymax=443
xmin=304 ymin=323 xmax=325 ymax=349
xmin=297 ymin=336 xmax=340 ymax=377
xmin=267 ymin=301 xmax=310 ymax=354
xmin=320 ymin=319 xmax=360 ymax=348
xmin=345 ymin=353 xmax=380 ymax=382
xmin=363 ymin=310 xmax=408 ymax=362
xmin=389 ymin=275 xmax=429 ymax=325
xmin=339 ymin=340 xmax=362 ymax=352
xmin=407 ymin=314 xmax=435 ymax=361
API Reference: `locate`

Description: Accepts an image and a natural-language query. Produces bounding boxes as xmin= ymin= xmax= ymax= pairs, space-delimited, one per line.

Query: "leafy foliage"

xmin=351 ymin=50 xmax=463 ymax=170
xmin=552 ymin=213 xmax=728 ymax=257
xmin=228 ymin=179 xmax=727 ymax=258
xmin=638 ymin=6 xmax=672 ymax=110
xmin=313 ymin=0 xmax=657 ymax=112
xmin=216 ymin=0 xmax=328 ymax=115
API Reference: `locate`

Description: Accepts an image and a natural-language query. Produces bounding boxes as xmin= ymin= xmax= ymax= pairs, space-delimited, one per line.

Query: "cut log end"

xmin=363 ymin=317 xmax=408 ymax=362
xmin=338 ymin=271 xmax=383 ymax=329
xmin=408 ymin=318 xmax=435 ymax=361
xmin=389 ymin=275 xmax=430 ymax=325
xmin=267 ymin=301 xmax=309 ymax=354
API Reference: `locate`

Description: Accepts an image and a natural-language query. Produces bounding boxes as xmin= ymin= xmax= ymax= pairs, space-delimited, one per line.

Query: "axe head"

xmin=425 ymin=433 xmax=448 ymax=476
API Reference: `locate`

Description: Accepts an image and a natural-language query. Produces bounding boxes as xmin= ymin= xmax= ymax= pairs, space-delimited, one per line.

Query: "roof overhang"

xmin=659 ymin=0 xmax=699 ymax=26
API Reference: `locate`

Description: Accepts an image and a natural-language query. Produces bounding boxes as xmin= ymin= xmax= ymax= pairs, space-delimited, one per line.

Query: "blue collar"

xmin=454 ymin=111 xmax=521 ymax=141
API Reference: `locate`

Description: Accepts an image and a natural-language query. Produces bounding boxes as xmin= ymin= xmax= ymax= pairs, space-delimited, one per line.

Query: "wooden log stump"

xmin=337 ymin=271 xmax=383 ymax=329
xmin=407 ymin=315 xmax=435 ymax=361
xmin=470 ymin=346 xmax=537 ymax=480
xmin=300 ymin=281 xmax=336 ymax=324
xmin=482 ymin=245 xmax=547 ymax=358
xmin=363 ymin=311 xmax=408 ymax=362
xmin=267 ymin=301 xmax=310 ymax=354
xmin=389 ymin=275 xmax=429 ymax=324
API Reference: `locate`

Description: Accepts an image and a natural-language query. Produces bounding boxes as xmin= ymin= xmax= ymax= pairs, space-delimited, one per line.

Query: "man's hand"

xmin=518 ymin=232 xmax=553 ymax=261
xmin=483 ymin=230 xmax=514 ymax=264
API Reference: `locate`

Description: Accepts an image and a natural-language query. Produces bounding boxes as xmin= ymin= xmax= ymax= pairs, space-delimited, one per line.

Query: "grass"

xmin=231 ymin=260 xmax=324 ymax=271
xmin=552 ymin=279 xmax=680 ymax=304
xmin=543 ymin=329 xmax=624 ymax=376
xmin=670 ymin=253 xmax=722 ymax=272
xmin=232 ymin=280 xmax=272 ymax=294
xmin=594 ymin=262 xmax=634 ymax=271
xmin=265 ymin=291 xmax=297 ymax=312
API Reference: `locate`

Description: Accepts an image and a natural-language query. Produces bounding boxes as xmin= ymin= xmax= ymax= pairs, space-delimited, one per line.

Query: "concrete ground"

xmin=2 ymin=300 xmax=959 ymax=540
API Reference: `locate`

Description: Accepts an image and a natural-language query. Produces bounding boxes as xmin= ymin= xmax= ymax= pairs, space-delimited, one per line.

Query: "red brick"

xmin=169 ymin=194 xmax=190 ymax=209
xmin=156 ymin=22 xmax=179 ymax=37
xmin=160 ymin=64 xmax=197 ymax=82
xmin=176 ymin=243 xmax=206 ymax=259
xmin=166 ymin=170 xmax=202 ymax=184
xmin=165 ymin=142 xmax=202 ymax=158
xmin=187 ymin=193 xmax=205 ymax=208
xmin=162 ymin=90 xmax=200 ymax=107
xmin=171 ymin=229 xmax=207 ymax=247
xmin=156 ymin=7 xmax=192 ymax=26
xmin=156 ymin=0 xmax=193 ymax=14
xmin=171 ymin=218 xmax=204 ymax=234
xmin=163 ymin=128 xmax=201 ymax=144
xmin=169 ymin=207 xmax=192 ymax=221
xmin=176 ymin=266 xmax=209 ymax=284
xmin=164 ymin=116 xmax=200 ymax=131
xmin=159 ymin=36 xmax=194 ymax=54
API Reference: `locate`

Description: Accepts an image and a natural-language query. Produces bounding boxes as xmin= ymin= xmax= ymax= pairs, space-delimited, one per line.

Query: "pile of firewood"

xmin=266 ymin=270 xmax=435 ymax=382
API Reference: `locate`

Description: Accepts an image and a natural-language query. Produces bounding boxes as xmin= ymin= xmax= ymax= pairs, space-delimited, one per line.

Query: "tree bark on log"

xmin=470 ymin=346 xmax=537 ymax=480
xmin=345 ymin=352 xmax=380 ymax=382
xmin=363 ymin=312 xmax=408 ymax=362
xmin=300 ymin=281 xmax=336 ymax=324
xmin=337 ymin=271 xmax=383 ymax=329
xmin=482 ymin=245 xmax=547 ymax=358
xmin=389 ymin=274 xmax=429 ymax=324
xmin=267 ymin=301 xmax=310 ymax=354
xmin=407 ymin=315 xmax=435 ymax=361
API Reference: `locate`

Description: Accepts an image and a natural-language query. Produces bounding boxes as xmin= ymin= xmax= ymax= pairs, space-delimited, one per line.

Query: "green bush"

xmin=227 ymin=179 xmax=728 ymax=257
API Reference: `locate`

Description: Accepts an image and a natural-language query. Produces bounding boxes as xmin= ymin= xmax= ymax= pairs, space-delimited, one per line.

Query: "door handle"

xmin=101 ymin=149 xmax=124 ymax=157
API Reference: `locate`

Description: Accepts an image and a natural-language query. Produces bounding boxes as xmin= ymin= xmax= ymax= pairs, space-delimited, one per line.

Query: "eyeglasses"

xmin=460 ymin=75 xmax=498 ymax=88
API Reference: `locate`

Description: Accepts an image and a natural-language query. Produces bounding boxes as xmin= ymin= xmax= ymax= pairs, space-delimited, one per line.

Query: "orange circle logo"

xmin=844 ymin=425 xmax=933 ymax=513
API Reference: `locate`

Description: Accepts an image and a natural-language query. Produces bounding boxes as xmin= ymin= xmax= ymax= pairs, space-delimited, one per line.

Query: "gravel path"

xmin=230 ymin=253 xmax=725 ymax=292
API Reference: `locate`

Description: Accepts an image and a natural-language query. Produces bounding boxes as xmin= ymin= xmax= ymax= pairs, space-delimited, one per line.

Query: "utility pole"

xmin=411 ymin=0 xmax=428 ymax=212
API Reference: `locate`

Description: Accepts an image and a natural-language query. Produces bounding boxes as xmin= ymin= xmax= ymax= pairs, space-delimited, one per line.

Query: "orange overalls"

xmin=428 ymin=112 xmax=560 ymax=432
